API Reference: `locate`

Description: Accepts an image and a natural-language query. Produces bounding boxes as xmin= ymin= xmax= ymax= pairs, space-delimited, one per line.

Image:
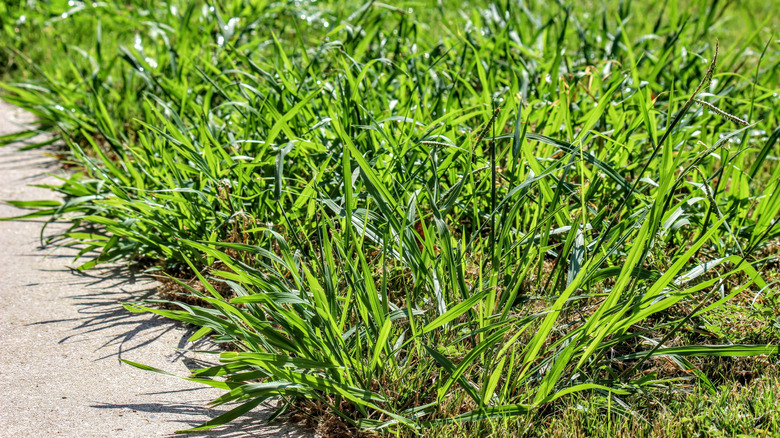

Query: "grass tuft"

xmin=1 ymin=0 xmax=779 ymax=435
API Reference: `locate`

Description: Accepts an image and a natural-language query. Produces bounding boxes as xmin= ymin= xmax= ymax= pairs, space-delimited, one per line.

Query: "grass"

xmin=1 ymin=0 xmax=779 ymax=435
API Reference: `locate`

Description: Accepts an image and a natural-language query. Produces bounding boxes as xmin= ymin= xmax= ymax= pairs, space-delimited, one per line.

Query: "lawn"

xmin=1 ymin=0 xmax=779 ymax=436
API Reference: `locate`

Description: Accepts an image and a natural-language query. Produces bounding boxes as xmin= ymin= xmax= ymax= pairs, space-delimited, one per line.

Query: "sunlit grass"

xmin=1 ymin=0 xmax=779 ymax=435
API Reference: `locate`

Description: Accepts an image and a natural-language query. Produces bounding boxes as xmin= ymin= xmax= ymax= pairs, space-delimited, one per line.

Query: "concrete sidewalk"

xmin=0 ymin=102 xmax=311 ymax=437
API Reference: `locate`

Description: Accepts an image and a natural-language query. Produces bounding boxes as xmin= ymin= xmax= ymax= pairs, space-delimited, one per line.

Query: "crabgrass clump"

xmin=2 ymin=0 xmax=780 ymax=435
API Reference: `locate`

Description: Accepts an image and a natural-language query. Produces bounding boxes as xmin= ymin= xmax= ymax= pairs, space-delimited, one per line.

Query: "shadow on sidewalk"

xmin=89 ymin=400 xmax=313 ymax=437
xmin=25 ymin=246 xmax=315 ymax=437
xmin=26 ymin=261 xmax=184 ymax=360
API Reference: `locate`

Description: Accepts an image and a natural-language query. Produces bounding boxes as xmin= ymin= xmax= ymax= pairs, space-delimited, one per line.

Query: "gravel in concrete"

xmin=0 ymin=102 xmax=313 ymax=437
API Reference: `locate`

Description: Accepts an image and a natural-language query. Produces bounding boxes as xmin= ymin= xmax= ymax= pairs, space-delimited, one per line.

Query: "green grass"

xmin=1 ymin=0 xmax=779 ymax=435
